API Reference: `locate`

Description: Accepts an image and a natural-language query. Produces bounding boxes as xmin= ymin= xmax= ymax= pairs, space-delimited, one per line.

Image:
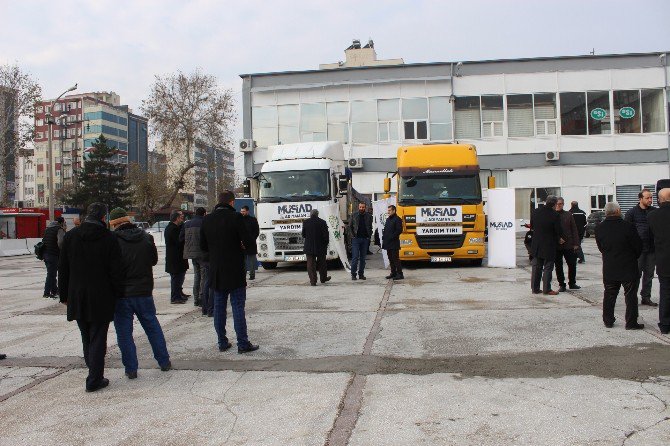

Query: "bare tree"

xmin=127 ymin=162 xmax=172 ymax=222
xmin=141 ymin=69 xmax=235 ymax=209
xmin=0 ymin=64 xmax=42 ymax=206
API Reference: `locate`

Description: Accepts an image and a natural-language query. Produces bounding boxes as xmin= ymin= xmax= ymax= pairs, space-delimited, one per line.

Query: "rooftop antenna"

xmin=590 ymin=48 xmax=595 ymax=55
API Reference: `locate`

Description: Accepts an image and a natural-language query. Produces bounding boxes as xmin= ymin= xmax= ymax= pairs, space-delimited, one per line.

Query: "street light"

xmin=46 ymin=83 xmax=77 ymax=222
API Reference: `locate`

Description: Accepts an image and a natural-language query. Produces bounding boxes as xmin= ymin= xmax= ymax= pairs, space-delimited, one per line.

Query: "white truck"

xmin=246 ymin=141 xmax=367 ymax=270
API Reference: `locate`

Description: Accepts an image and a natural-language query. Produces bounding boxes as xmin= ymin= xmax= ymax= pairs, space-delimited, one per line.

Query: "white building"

xmin=240 ymin=42 xmax=670 ymax=220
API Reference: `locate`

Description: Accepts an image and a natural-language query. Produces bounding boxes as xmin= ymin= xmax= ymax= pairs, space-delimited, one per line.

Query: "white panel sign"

xmin=416 ymin=206 xmax=462 ymax=223
xmin=416 ymin=226 xmax=463 ymax=235
xmin=275 ymin=223 xmax=303 ymax=232
xmin=487 ymin=188 xmax=516 ymax=268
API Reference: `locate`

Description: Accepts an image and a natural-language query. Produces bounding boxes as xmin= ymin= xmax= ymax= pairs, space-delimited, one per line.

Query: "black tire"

xmin=470 ymin=258 xmax=483 ymax=267
xmin=261 ymin=262 xmax=277 ymax=270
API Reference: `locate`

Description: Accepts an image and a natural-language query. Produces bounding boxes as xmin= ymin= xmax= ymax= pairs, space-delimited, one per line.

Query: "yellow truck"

xmin=383 ymin=143 xmax=486 ymax=265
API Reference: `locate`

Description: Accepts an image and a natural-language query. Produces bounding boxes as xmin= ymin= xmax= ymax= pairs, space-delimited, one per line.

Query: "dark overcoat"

xmin=382 ymin=214 xmax=403 ymax=250
xmin=164 ymin=221 xmax=188 ymax=274
xmin=242 ymin=215 xmax=260 ymax=255
xmin=302 ymin=215 xmax=329 ymax=256
xmin=649 ymin=204 xmax=670 ymax=277
xmin=595 ymin=216 xmax=643 ymax=282
xmin=530 ymin=205 xmax=562 ymax=260
xmin=58 ymin=221 xmax=124 ymax=322
xmin=200 ymin=203 xmax=249 ymax=291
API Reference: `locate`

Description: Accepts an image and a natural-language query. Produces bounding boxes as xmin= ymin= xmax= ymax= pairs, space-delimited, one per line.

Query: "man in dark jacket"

xmin=164 ymin=210 xmax=189 ymax=304
xmin=554 ymin=197 xmax=581 ymax=291
xmin=649 ymin=188 xmax=670 ymax=334
xmin=200 ymin=190 xmax=259 ymax=354
xmin=625 ymin=189 xmax=658 ymax=307
xmin=180 ymin=207 xmax=207 ymax=308
xmin=42 ymin=216 xmax=66 ymax=298
xmin=530 ymin=196 xmax=562 ymax=295
xmin=109 ymin=208 xmax=171 ymax=379
xmin=382 ymin=204 xmax=404 ymax=280
xmin=595 ymin=201 xmax=644 ymax=329
xmin=302 ymin=208 xmax=331 ymax=286
xmin=59 ymin=203 xmax=124 ymax=392
xmin=349 ymin=202 xmax=373 ymax=281
xmin=240 ymin=205 xmax=260 ymax=280
xmin=569 ymin=201 xmax=587 ymax=263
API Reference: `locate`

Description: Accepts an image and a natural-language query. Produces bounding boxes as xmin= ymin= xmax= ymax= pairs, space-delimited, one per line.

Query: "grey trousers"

xmin=192 ymin=259 xmax=204 ymax=305
xmin=531 ymin=257 xmax=555 ymax=293
xmin=638 ymin=252 xmax=655 ymax=299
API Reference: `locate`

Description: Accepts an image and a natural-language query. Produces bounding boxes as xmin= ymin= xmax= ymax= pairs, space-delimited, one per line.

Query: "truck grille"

xmin=273 ymin=232 xmax=305 ymax=251
xmin=416 ymin=234 xmax=465 ymax=250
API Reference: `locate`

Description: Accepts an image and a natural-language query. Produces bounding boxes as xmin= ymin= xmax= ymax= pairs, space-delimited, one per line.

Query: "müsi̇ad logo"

xmin=489 ymin=221 xmax=514 ymax=230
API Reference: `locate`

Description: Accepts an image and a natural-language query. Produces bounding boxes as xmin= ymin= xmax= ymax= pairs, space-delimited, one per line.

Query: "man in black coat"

xmin=649 ymin=188 xmax=670 ymax=334
xmin=382 ymin=204 xmax=404 ymax=280
xmin=302 ymin=208 xmax=331 ymax=286
xmin=595 ymin=201 xmax=644 ymax=329
xmin=109 ymin=207 xmax=171 ymax=379
xmin=42 ymin=216 xmax=66 ymax=298
xmin=58 ymin=203 xmax=124 ymax=392
xmin=530 ymin=196 xmax=562 ymax=295
xmin=349 ymin=202 xmax=374 ymax=281
xmin=200 ymin=191 xmax=259 ymax=354
xmin=164 ymin=210 xmax=189 ymax=304
xmin=240 ymin=205 xmax=260 ymax=280
xmin=569 ymin=201 xmax=587 ymax=263
xmin=625 ymin=189 xmax=658 ymax=307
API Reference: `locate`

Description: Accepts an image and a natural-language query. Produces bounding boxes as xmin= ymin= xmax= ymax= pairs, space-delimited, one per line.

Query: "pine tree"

xmin=63 ymin=135 xmax=131 ymax=210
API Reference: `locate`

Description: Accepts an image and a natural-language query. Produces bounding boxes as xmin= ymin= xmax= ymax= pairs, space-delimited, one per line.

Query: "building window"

xmin=351 ymin=101 xmax=377 ymax=144
xmin=481 ymin=95 xmax=504 ymax=137
xmin=641 ymin=89 xmax=665 ymax=133
xmin=534 ymin=93 xmax=557 ymax=135
xmin=37 ymin=106 xmax=43 ymax=113
xmin=560 ymin=92 xmax=587 ymax=135
xmin=36 ymin=119 xmax=44 ymax=126
xmin=613 ymin=90 xmax=641 ymax=134
xmin=251 ymin=106 xmax=278 ymax=147
xmin=589 ymin=186 xmax=614 ymax=212
xmin=300 ymin=103 xmax=326 ymax=142
xmin=377 ymin=99 xmax=400 ymax=142
xmin=402 ymin=98 xmax=428 ymax=140
xmin=278 ymin=104 xmax=299 ymax=144
xmin=429 ymin=96 xmax=452 ymax=141
xmin=587 ymin=91 xmax=611 ymax=135
xmin=53 ymin=129 xmax=60 ymax=138
xmin=327 ymin=102 xmax=349 ymax=144
xmin=507 ymin=94 xmax=533 ymax=137
xmin=454 ymin=96 xmax=481 ymax=139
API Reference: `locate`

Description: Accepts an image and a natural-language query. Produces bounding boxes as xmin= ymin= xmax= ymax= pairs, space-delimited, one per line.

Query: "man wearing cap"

xmin=108 ymin=208 xmax=171 ymax=379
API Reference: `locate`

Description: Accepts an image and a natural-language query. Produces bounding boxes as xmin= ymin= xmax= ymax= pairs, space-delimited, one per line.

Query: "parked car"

xmin=134 ymin=221 xmax=150 ymax=230
xmin=145 ymin=220 xmax=170 ymax=233
xmin=584 ymin=211 xmax=606 ymax=238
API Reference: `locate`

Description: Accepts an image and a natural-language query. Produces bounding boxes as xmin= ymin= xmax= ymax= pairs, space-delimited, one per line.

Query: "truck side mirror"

xmin=383 ymin=177 xmax=391 ymax=194
xmin=243 ymin=179 xmax=251 ymax=196
xmin=263 ymin=182 xmax=272 ymax=188
xmin=338 ymin=175 xmax=348 ymax=195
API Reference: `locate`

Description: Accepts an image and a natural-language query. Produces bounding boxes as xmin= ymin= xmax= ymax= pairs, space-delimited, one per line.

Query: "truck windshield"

xmin=398 ymin=174 xmax=482 ymax=205
xmin=259 ymin=169 xmax=331 ymax=203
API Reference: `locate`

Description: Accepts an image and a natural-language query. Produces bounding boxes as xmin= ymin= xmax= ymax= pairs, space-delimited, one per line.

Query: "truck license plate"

xmin=430 ymin=256 xmax=452 ymax=263
xmin=284 ymin=255 xmax=306 ymax=262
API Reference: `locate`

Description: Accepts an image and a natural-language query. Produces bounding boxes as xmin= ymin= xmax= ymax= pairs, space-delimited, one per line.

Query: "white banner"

xmin=372 ymin=197 xmax=397 ymax=269
xmin=321 ymin=202 xmax=351 ymax=272
xmin=487 ymin=188 xmax=516 ymax=268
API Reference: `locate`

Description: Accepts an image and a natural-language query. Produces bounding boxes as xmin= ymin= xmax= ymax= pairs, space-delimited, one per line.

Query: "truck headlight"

xmin=260 ymin=243 xmax=268 ymax=251
xmin=259 ymin=233 xmax=267 ymax=241
xmin=469 ymin=237 xmax=484 ymax=244
xmin=400 ymin=239 xmax=413 ymax=245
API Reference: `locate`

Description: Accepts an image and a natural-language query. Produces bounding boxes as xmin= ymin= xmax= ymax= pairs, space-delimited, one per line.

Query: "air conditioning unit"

xmin=545 ymin=150 xmax=560 ymax=161
xmin=239 ymin=139 xmax=256 ymax=153
xmin=348 ymin=158 xmax=364 ymax=169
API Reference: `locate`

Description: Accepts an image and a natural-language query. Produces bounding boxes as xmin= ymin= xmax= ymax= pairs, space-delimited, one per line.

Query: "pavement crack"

xmin=622 ymin=416 xmax=670 ymax=445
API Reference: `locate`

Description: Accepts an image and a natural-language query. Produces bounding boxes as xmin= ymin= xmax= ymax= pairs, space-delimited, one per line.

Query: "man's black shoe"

xmin=359 ymin=275 xmax=366 ymax=280
xmin=238 ymin=344 xmax=259 ymax=354
xmin=42 ymin=294 xmax=51 ymax=298
xmin=249 ymin=275 xmax=255 ymax=280
xmin=660 ymin=328 xmax=670 ymax=335
xmin=125 ymin=371 xmax=137 ymax=379
xmin=625 ymin=323 xmax=645 ymax=330
xmin=351 ymin=275 xmax=358 ymax=281
xmin=393 ymin=274 xmax=404 ymax=280
xmin=532 ymin=290 xmax=542 ymax=294
xmin=578 ymin=259 xmax=585 ymax=264
xmin=219 ymin=342 xmax=232 ymax=352
xmin=85 ymin=378 xmax=109 ymax=393
xmin=160 ymin=361 xmax=172 ymax=371
xmin=558 ymin=285 xmax=567 ymax=292
xmin=207 ymin=312 xmax=213 ymax=317
xmin=641 ymin=299 xmax=658 ymax=307
xmin=604 ymin=322 xmax=614 ymax=328
xmin=321 ymin=276 xmax=331 ymax=283
xmin=181 ymin=293 xmax=191 ymax=299
xmin=170 ymin=299 xmax=186 ymax=304
xmin=568 ymin=284 xmax=581 ymax=290
xmin=385 ymin=274 xmax=396 ymax=279
xmin=0 ymin=354 xmax=6 ymax=360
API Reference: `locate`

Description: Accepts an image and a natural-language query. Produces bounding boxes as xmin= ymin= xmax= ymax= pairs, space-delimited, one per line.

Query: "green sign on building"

xmin=619 ymin=107 xmax=636 ymax=119
xmin=590 ymin=108 xmax=607 ymax=120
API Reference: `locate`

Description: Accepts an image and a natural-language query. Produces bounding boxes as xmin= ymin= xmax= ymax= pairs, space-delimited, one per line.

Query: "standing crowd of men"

xmin=530 ymin=188 xmax=670 ymax=332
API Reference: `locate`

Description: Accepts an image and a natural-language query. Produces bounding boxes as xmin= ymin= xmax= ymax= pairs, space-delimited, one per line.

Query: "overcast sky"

xmin=2 ymin=0 xmax=669 ymax=138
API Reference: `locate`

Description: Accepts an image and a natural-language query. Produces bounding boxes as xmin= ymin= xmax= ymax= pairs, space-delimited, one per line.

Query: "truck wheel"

xmin=470 ymin=258 xmax=483 ymax=267
xmin=261 ymin=262 xmax=277 ymax=270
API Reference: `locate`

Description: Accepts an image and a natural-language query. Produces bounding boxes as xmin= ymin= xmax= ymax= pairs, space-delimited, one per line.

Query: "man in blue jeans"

xmin=348 ymin=202 xmax=373 ymax=280
xmin=109 ymin=208 xmax=171 ymax=379
xmin=200 ymin=191 xmax=259 ymax=354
